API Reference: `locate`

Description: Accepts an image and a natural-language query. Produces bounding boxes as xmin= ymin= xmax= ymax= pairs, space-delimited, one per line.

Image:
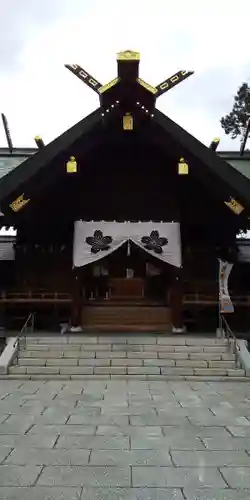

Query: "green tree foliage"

xmin=220 ymin=82 xmax=250 ymax=139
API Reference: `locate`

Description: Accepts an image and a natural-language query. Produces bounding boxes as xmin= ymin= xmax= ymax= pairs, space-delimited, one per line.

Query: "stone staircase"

xmin=7 ymin=334 xmax=246 ymax=380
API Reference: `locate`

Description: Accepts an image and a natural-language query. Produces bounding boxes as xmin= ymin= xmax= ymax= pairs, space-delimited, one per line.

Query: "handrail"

xmin=13 ymin=312 xmax=35 ymax=349
xmin=220 ymin=313 xmax=239 ymax=355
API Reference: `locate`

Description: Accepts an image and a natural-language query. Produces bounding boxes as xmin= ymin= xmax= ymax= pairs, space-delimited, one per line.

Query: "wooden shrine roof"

xmin=1 ymin=50 xmax=250 ymax=224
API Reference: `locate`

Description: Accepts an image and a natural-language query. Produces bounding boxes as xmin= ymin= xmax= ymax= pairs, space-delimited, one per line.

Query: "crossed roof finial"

xmin=65 ymin=50 xmax=194 ymax=101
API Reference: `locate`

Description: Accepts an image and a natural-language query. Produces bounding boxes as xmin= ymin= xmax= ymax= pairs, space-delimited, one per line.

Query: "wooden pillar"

xmin=70 ymin=270 xmax=82 ymax=328
xmin=170 ymin=270 xmax=185 ymax=333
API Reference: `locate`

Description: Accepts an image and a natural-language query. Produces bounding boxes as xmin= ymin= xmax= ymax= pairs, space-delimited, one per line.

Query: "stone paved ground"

xmin=1 ymin=381 xmax=250 ymax=498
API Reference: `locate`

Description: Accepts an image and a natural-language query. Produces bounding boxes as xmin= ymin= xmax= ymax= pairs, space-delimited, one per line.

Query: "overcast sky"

xmin=0 ymin=0 xmax=249 ymax=150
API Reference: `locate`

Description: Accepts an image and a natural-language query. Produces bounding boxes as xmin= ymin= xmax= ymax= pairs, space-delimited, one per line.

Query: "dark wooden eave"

xmin=155 ymin=109 xmax=250 ymax=209
xmin=1 ymin=104 xmax=250 ymax=221
xmin=0 ymin=108 xmax=101 ymax=205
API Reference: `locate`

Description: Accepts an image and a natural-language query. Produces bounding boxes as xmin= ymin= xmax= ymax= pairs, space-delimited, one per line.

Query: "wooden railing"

xmin=0 ymin=291 xmax=72 ymax=302
xmin=0 ymin=290 xmax=250 ymax=307
xmin=184 ymin=293 xmax=250 ymax=306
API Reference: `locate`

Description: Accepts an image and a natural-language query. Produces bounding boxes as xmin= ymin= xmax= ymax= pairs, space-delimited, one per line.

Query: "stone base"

xmin=69 ymin=326 xmax=82 ymax=333
xmin=172 ymin=325 xmax=186 ymax=334
xmin=216 ymin=327 xmax=225 ymax=338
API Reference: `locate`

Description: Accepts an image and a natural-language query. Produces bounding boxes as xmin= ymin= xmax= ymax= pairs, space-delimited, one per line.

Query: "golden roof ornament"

xmin=66 ymin=156 xmax=77 ymax=174
xmin=9 ymin=194 xmax=30 ymax=212
xmin=116 ymin=50 xmax=140 ymax=61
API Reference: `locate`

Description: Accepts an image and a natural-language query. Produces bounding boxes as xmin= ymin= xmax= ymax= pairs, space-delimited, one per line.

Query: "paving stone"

xmin=175 ymin=360 xmax=208 ymax=367
xmin=157 ymin=337 xmax=185 ymax=345
xmin=183 ymin=490 xmax=250 ymax=500
xmin=127 ymin=352 xmax=157 ymax=358
xmin=70 ymin=375 xmax=110 ymax=381
xmin=162 ymin=425 xmax=232 ymax=439
xmin=82 ymin=344 xmax=113 ymax=351
xmin=90 ymin=449 xmax=172 ymax=466
xmin=189 ymin=415 xmax=250 ymax=427
xmin=160 ymin=351 xmax=189 ymax=358
xmin=99 ymin=405 xmax=153 ymax=416
xmin=0 ymin=433 xmax=58 ymax=448
xmin=56 ymin=435 xmax=130 ymax=449
xmin=111 ymin=359 xmax=143 ymax=366
xmin=189 ymin=353 xmax=222 ymax=360
xmin=171 ymin=450 xmax=250 ymax=466
xmin=193 ymin=369 xmax=228 ymax=376
xmin=202 ymin=437 xmax=250 ymax=450
xmin=8 ymin=367 xmax=27 ymax=374
xmin=131 ymin=436 xmax=205 ymax=450
xmin=68 ymin=351 xmax=96 ymax=358
xmin=174 ymin=346 xmax=202 ymax=353
xmin=0 ymin=447 xmax=13 ymax=464
xmin=26 ymin=367 xmax=60 ymax=375
xmin=222 ymin=353 xmax=236 ymax=360
xmin=20 ymin=351 xmax=64 ymax=358
xmin=143 ymin=359 xmax=175 ymax=366
xmin=94 ymin=367 xmax=127 ymax=375
xmin=112 ymin=344 xmax=144 ymax=351
xmin=37 ymin=465 xmax=131 ymax=487
xmin=79 ymin=336 xmax=98 ymax=343
xmin=59 ymin=367 xmax=94 ymax=375
xmin=111 ymin=375 xmax=148 ymax=380
xmin=161 ymin=368 xmax=194 ymax=375
xmin=0 ymin=486 xmax=82 ymax=500
xmin=228 ymin=426 xmax=250 ymax=437
xmin=0 ymin=465 xmax=42 ymax=486
xmin=0 ymin=415 xmax=35 ymax=434
xmin=130 ymin=414 xmax=189 ymax=426
xmin=228 ymin=369 xmax=246 ymax=377
xmin=80 ymin=488 xmax=184 ymax=500
xmin=5 ymin=448 xmax=91 ymax=465
xmin=68 ymin=414 xmax=129 ymax=425
xmin=186 ymin=339 xmax=227 ymax=346
xmin=127 ymin=337 xmax=157 ymax=344
xmin=220 ymin=467 xmax=250 ymax=488
xmin=79 ymin=358 xmax=111 ymax=366
xmin=203 ymin=347 xmax=228 ymax=352
xmin=46 ymin=358 xmax=78 ymax=366
xmin=18 ymin=358 xmax=46 ymax=366
xmin=28 ymin=425 xmax=96 ymax=435
xmin=36 ymin=409 xmax=71 ymax=425
xmin=98 ymin=336 xmax=128 ymax=344
xmin=96 ymin=425 xmax=162 ymax=437
xmin=132 ymin=466 xmax=227 ymax=487
xmin=128 ymin=367 xmax=160 ymax=375
xmin=143 ymin=344 xmax=173 ymax=351
xmin=208 ymin=360 xmax=236 ymax=368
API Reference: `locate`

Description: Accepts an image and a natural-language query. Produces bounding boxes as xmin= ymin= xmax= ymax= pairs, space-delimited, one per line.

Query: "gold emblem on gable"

xmin=117 ymin=50 xmax=140 ymax=61
xmin=123 ymin=113 xmax=133 ymax=130
xmin=224 ymin=197 xmax=244 ymax=215
xmin=9 ymin=194 xmax=30 ymax=212
xmin=178 ymin=157 xmax=189 ymax=175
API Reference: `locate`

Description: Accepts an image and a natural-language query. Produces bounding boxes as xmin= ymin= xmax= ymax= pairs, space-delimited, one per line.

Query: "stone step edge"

xmin=0 ymin=374 xmax=248 ymax=381
xmin=15 ymin=361 xmax=237 ymax=368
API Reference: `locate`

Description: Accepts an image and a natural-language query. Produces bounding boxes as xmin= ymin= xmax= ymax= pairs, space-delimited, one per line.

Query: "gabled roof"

xmin=1 ymin=147 xmax=249 ymax=181
xmin=0 ymin=109 xmax=100 ymax=204
xmin=1 ymin=49 xmax=250 ymax=223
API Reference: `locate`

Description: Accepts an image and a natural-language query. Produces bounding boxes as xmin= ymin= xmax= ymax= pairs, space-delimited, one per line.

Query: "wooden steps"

xmin=81 ymin=305 xmax=171 ymax=332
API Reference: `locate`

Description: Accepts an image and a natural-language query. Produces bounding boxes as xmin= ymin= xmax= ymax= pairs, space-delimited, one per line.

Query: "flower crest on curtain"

xmin=141 ymin=230 xmax=168 ymax=254
xmin=73 ymin=221 xmax=182 ymax=268
xmin=86 ymin=230 xmax=113 ymax=254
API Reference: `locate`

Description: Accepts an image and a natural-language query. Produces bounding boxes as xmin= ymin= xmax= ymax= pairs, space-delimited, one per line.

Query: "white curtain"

xmin=73 ymin=221 xmax=182 ymax=268
xmin=0 ymin=242 xmax=15 ymax=260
